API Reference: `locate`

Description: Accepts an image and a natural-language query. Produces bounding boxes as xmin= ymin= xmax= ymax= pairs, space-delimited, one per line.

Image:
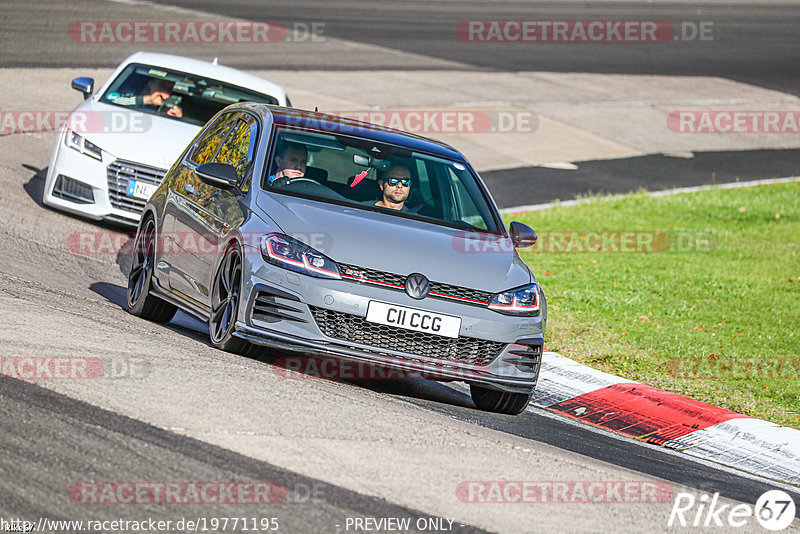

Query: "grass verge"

xmin=506 ymin=181 xmax=800 ymax=429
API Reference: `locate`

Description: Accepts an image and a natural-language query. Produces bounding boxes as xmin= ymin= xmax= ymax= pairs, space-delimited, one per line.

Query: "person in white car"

xmin=109 ymin=78 xmax=183 ymax=118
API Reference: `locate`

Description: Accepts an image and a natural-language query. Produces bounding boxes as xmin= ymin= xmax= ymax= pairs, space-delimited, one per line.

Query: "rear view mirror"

xmin=509 ymin=221 xmax=537 ymax=248
xmin=196 ymin=162 xmax=240 ymax=192
xmin=353 ymin=154 xmax=391 ymax=170
xmin=71 ymin=77 xmax=94 ymax=100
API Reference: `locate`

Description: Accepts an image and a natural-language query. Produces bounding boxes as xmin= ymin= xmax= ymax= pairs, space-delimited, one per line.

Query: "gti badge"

xmin=405 ymin=273 xmax=430 ymax=300
xmin=344 ymin=268 xmax=365 ymax=279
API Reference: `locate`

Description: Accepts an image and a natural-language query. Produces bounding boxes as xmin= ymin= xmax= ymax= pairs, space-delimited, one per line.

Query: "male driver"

xmin=111 ymin=78 xmax=183 ymax=118
xmin=375 ymin=164 xmax=412 ymax=211
xmin=269 ymin=142 xmax=308 ymax=184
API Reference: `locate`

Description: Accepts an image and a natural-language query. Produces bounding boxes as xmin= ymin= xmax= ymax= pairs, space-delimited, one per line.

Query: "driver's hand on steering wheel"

xmin=274 ymin=168 xmax=305 ymax=179
xmin=143 ymin=91 xmax=172 ymax=106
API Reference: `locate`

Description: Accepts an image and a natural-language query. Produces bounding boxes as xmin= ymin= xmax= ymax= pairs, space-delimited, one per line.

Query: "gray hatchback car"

xmin=127 ymin=104 xmax=546 ymax=414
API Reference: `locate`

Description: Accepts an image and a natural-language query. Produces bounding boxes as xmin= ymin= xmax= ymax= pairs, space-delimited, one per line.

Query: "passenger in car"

xmin=268 ymin=142 xmax=308 ymax=184
xmin=109 ymin=78 xmax=183 ymax=118
xmin=374 ymin=164 xmax=413 ymax=211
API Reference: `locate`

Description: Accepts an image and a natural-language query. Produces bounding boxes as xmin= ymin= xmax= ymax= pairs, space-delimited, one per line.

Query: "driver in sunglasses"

xmin=375 ymin=164 xmax=413 ymax=211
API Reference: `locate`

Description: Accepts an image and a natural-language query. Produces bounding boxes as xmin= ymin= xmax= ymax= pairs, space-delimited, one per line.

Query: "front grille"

xmin=429 ymin=280 xmax=493 ymax=304
xmin=337 ymin=263 xmax=494 ymax=306
xmin=53 ymin=175 xmax=94 ymax=204
xmin=310 ymin=306 xmax=506 ymax=366
xmin=107 ymin=159 xmax=167 ymax=214
xmin=339 ymin=264 xmax=405 ymax=287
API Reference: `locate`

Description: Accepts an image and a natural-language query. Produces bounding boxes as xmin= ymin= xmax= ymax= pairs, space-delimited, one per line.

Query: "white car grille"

xmin=107 ymin=159 xmax=167 ymax=214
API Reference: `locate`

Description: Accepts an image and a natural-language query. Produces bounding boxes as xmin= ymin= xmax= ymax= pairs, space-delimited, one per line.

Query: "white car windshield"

xmin=100 ymin=63 xmax=279 ymax=126
xmin=264 ymin=129 xmax=502 ymax=234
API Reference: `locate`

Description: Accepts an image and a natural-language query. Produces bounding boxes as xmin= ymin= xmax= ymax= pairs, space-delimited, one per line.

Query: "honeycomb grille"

xmin=309 ymin=306 xmax=505 ymax=366
xmin=53 ymin=175 xmax=94 ymax=204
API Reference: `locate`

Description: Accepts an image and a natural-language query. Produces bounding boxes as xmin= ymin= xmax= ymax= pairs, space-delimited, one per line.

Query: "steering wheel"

xmin=270 ymin=176 xmax=322 ymax=189
xmin=409 ymin=199 xmax=435 ymax=214
xmin=285 ymin=178 xmax=321 ymax=185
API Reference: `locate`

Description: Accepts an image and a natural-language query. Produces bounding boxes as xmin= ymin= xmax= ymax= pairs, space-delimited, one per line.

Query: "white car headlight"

xmin=489 ymin=283 xmax=540 ymax=316
xmin=260 ymin=233 xmax=341 ymax=279
xmin=65 ymin=130 xmax=102 ymax=161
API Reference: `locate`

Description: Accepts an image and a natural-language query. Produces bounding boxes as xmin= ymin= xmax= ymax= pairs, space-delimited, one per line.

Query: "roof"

xmin=257 ymin=106 xmax=465 ymax=161
xmin=119 ymin=51 xmax=287 ymax=103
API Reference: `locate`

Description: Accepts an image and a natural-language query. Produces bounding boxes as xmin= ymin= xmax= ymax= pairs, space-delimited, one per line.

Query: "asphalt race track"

xmin=484 ymin=148 xmax=800 ymax=208
xmin=1 ymin=1 xmax=799 ymax=532
xmin=6 ymin=0 xmax=800 ymax=96
xmin=151 ymin=0 xmax=800 ymax=96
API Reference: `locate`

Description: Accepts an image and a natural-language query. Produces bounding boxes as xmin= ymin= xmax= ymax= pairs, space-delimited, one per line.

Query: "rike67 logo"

xmin=669 ymin=490 xmax=796 ymax=530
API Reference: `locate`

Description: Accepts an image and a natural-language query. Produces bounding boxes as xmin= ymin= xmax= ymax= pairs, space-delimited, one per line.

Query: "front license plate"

xmin=365 ymin=301 xmax=461 ymax=339
xmin=127 ymin=179 xmax=158 ymax=200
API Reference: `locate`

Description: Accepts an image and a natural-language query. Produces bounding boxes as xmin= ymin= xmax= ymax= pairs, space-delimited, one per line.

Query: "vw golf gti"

xmin=127 ymin=104 xmax=545 ymax=414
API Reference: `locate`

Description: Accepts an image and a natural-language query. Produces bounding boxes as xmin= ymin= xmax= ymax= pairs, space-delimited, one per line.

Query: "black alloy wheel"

xmin=127 ymin=216 xmax=176 ymax=322
xmin=209 ymin=244 xmax=251 ymax=354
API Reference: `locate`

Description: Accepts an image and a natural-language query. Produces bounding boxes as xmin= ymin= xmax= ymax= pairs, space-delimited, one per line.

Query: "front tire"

xmin=127 ymin=216 xmax=177 ymax=322
xmin=209 ymin=244 xmax=251 ymax=354
xmin=470 ymin=385 xmax=532 ymax=415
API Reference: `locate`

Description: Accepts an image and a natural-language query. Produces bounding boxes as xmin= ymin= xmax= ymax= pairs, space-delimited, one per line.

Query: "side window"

xmin=215 ymin=114 xmax=258 ymax=191
xmin=189 ymin=113 xmax=237 ymax=207
xmin=190 ymin=112 xmax=238 ymax=165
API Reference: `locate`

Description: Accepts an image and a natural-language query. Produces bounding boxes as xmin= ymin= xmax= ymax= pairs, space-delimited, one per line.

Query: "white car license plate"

xmin=127 ymin=180 xmax=157 ymax=200
xmin=365 ymin=301 xmax=461 ymax=339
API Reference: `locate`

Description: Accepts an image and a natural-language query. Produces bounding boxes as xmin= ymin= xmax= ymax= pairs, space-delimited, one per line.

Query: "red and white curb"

xmin=531 ymin=351 xmax=800 ymax=485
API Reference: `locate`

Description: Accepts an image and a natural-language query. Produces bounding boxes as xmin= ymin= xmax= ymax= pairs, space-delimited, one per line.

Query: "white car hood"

xmin=77 ymin=99 xmax=200 ymax=170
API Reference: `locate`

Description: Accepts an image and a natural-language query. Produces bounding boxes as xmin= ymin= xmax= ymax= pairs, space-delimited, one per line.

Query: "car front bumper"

xmin=236 ymin=255 xmax=544 ymax=394
xmin=43 ymin=133 xmax=159 ymax=227
xmin=234 ymin=321 xmax=542 ymax=393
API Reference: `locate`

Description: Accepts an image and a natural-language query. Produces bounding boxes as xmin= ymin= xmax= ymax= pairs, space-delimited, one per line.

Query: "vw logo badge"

xmin=405 ymin=273 xmax=430 ymax=300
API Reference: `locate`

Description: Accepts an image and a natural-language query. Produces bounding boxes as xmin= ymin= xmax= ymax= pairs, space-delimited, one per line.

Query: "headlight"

xmin=260 ymin=233 xmax=340 ymax=279
xmin=65 ymin=130 xmax=102 ymax=161
xmin=489 ymin=283 xmax=540 ymax=316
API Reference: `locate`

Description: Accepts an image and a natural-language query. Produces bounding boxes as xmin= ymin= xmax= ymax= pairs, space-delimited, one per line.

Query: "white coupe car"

xmin=43 ymin=52 xmax=289 ymax=226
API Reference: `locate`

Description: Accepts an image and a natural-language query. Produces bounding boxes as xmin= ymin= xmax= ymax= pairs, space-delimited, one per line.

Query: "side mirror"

xmin=196 ymin=162 xmax=240 ymax=192
xmin=509 ymin=221 xmax=537 ymax=248
xmin=71 ymin=77 xmax=94 ymax=100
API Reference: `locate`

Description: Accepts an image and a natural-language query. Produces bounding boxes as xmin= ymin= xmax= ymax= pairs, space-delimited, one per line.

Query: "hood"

xmin=255 ymin=192 xmax=532 ymax=293
xmin=77 ymin=99 xmax=200 ymax=170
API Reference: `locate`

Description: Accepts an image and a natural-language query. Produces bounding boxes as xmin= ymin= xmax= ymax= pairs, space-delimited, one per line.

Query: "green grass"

xmin=506 ymin=182 xmax=800 ymax=428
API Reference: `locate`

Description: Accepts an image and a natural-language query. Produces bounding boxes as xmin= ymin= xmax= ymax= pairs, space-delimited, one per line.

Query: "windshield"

xmin=263 ymin=129 xmax=501 ymax=233
xmin=100 ymin=63 xmax=279 ymax=126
